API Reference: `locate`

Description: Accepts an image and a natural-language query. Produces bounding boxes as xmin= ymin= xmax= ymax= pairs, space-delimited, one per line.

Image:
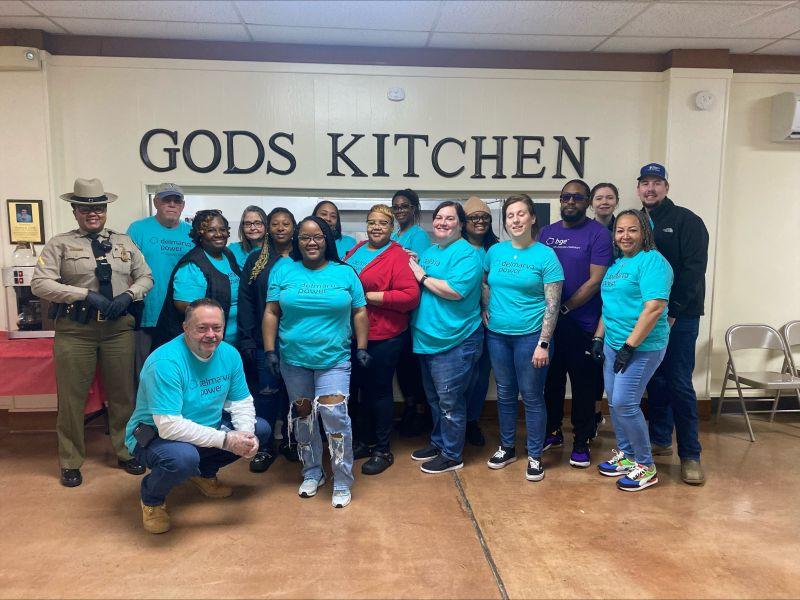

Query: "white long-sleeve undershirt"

xmin=153 ymin=395 xmax=256 ymax=449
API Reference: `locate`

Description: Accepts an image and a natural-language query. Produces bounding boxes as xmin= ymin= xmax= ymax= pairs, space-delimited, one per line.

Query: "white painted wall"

xmin=711 ymin=73 xmax=800 ymax=388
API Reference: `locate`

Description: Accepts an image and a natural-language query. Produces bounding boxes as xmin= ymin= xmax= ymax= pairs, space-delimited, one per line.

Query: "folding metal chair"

xmin=716 ymin=324 xmax=800 ymax=441
xmin=770 ymin=320 xmax=800 ymax=422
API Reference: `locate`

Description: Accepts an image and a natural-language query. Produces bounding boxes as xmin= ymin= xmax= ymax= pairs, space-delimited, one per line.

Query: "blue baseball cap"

xmin=637 ymin=163 xmax=667 ymax=181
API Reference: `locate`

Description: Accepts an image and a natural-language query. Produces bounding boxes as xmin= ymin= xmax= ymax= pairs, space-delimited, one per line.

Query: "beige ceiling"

xmin=2 ymin=0 xmax=800 ymax=55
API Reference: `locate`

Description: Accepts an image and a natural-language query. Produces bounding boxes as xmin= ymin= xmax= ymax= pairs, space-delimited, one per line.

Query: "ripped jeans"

xmin=280 ymin=359 xmax=354 ymax=491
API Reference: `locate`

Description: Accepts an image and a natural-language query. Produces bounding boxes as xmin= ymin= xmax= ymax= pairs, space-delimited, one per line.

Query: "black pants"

xmin=353 ymin=333 xmax=405 ymax=453
xmin=544 ymin=316 xmax=602 ymax=448
xmin=396 ymin=329 xmax=427 ymax=408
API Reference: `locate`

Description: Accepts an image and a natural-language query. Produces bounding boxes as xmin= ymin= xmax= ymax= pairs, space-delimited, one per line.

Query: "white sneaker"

xmin=332 ymin=488 xmax=351 ymax=508
xmin=298 ymin=474 xmax=326 ymax=498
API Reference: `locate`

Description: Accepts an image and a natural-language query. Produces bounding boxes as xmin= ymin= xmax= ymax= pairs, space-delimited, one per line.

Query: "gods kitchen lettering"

xmin=140 ymin=129 xmax=589 ymax=179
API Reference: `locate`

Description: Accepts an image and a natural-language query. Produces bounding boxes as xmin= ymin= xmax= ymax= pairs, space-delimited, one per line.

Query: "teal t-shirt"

xmin=411 ymin=238 xmax=483 ymax=354
xmin=173 ymin=252 xmax=240 ymax=344
xmin=392 ymin=224 xmax=430 ymax=257
xmin=228 ymin=241 xmax=260 ymax=269
xmin=267 ymin=260 xmax=366 ymax=370
xmin=126 ymin=217 xmax=193 ymax=327
xmin=345 ymin=242 xmax=389 ymax=274
xmin=484 ymin=241 xmax=564 ymax=335
xmin=124 ymin=337 xmax=250 ymax=453
xmin=601 ymin=249 xmax=674 ymax=352
xmin=335 ymin=235 xmax=358 ymax=258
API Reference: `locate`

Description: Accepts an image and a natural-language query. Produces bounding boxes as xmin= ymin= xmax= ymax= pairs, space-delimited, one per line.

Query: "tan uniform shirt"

xmin=31 ymin=227 xmax=153 ymax=304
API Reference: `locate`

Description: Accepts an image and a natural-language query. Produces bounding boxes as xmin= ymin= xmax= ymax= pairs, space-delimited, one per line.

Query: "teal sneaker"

xmin=597 ymin=449 xmax=636 ymax=477
xmin=617 ymin=463 xmax=658 ymax=492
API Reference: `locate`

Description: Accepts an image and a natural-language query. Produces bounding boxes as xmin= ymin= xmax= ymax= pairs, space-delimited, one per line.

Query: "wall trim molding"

xmin=3 ymin=28 xmax=800 ymax=74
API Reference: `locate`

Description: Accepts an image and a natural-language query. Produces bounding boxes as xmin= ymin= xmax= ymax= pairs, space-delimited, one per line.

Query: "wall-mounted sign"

xmin=6 ymin=199 xmax=44 ymax=244
xmin=139 ymin=129 xmax=589 ymax=180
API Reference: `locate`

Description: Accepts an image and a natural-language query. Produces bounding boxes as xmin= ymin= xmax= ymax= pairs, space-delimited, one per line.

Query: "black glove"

xmin=356 ymin=348 xmax=372 ymax=369
xmin=85 ymin=290 xmax=111 ymax=313
xmin=265 ymin=350 xmax=281 ymax=376
xmin=613 ymin=343 xmax=637 ymax=374
xmin=588 ymin=337 xmax=605 ymax=365
xmin=104 ymin=292 xmax=133 ymax=320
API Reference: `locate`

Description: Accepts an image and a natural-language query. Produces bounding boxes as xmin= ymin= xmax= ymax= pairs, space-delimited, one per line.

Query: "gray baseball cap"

xmin=154 ymin=183 xmax=184 ymax=200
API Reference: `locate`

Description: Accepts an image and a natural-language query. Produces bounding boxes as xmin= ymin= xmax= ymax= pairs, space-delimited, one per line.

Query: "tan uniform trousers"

xmin=54 ymin=314 xmax=135 ymax=468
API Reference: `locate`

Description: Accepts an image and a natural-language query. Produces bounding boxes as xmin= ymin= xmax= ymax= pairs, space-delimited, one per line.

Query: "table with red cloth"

xmin=0 ymin=331 xmax=106 ymax=413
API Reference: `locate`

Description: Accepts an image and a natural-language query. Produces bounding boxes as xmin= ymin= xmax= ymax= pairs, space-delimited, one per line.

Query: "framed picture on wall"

xmin=6 ymin=199 xmax=45 ymax=244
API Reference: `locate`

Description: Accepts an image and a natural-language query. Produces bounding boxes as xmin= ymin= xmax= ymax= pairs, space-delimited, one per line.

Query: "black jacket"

xmin=153 ymin=246 xmax=241 ymax=348
xmin=237 ymin=250 xmax=282 ymax=357
xmin=648 ymin=197 xmax=709 ymax=318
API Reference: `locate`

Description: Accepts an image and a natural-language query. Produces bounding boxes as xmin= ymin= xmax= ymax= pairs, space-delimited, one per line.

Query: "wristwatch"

xmin=538 ymin=340 xmax=550 ymax=349
xmin=420 ymin=274 xmax=429 ymax=286
xmin=559 ymin=305 xmax=570 ymax=315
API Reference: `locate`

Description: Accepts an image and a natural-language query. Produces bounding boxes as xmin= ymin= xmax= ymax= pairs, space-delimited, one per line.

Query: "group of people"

xmin=31 ymin=161 xmax=709 ymax=534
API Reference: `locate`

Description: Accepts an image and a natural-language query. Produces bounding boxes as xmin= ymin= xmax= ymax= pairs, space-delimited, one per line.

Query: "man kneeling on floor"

xmin=124 ymin=298 xmax=270 ymax=534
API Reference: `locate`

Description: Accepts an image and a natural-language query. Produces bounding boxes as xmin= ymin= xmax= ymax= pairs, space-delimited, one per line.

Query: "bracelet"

xmin=420 ymin=274 xmax=429 ymax=286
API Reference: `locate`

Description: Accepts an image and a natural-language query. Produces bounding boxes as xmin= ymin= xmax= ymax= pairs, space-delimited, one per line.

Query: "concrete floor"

xmin=1 ymin=414 xmax=799 ymax=599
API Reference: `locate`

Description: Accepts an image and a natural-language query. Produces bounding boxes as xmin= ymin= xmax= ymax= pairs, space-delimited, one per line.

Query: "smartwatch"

xmin=560 ymin=305 xmax=570 ymax=315
xmin=538 ymin=340 xmax=550 ymax=349
xmin=420 ymin=274 xmax=429 ymax=286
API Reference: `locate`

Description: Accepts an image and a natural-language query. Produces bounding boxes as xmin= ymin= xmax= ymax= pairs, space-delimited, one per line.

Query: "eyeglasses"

xmin=298 ymin=234 xmax=325 ymax=244
xmin=367 ymin=219 xmax=391 ymax=228
xmin=392 ymin=204 xmax=412 ymax=213
xmin=75 ymin=205 xmax=107 ymax=215
xmin=466 ymin=214 xmax=491 ymax=224
xmin=243 ymin=220 xmax=265 ymax=229
xmin=559 ymin=193 xmax=587 ymax=203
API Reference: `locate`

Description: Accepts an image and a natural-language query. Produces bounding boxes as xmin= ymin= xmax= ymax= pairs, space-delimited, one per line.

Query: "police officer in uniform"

xmin=31 ymin=178 xmax=154 ymax=487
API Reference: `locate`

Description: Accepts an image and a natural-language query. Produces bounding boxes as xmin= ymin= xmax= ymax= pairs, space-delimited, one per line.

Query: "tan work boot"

xmin=681 ymin=459 xmax=705 ymax=485
xmin=189 ymin=476 xmax=233 ymax=498
xmin=141 ymin=501 xmax=170 ymax=534
xmin=651 ymin=443 xmax=673 ymax=456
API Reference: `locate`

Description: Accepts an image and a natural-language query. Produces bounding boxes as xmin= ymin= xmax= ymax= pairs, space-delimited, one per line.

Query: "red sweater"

xmin=344 ymin=241 xmax=421 ymax=341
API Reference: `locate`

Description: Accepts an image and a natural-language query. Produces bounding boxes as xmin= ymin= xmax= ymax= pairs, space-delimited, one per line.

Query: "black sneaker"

xmin=466 ymin=420 xmax=486 ymax=447
xmin=542 ymin=429 xmax=563 ymax=452
xmin=526 ymin=456 xmax=545 ymax=482
xmin=411 ymin=444 xmax=439 ymax=461
xmin=487 ymin=445 xmax=517 ymax=469
xmin=249 ymin=450 xmax=276 ymax=473
xmin=362 ymin=451 xmax=394 ymax=475
xmin=420 ymin=454 xmax=464 ymax=474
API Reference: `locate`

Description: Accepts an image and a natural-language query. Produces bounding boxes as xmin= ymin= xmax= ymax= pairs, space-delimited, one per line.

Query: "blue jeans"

xmin=646 ymin=315 xmax=703 ymax=460
xmin=133 ymin=416 xmax=271 ymax=506
xmin=604 ymin=344 xmax=666 ymax=466
xmin=281 ymin=360 xmax=354 ymax=491
xmin=418 ymin=325 xmax=483 ymax=462
xmin=466 ymin=333 xmax=492 ymax=423
xmin=487 ymin=330 xmax=550 ymax=458
xmin=249 ymin=349 xmax=289 ymax=450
